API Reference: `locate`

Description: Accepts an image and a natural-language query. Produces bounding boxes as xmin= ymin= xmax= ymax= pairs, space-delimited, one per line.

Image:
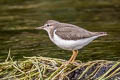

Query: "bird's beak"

xmin=35 ymin=26 xmax=44 ymax=30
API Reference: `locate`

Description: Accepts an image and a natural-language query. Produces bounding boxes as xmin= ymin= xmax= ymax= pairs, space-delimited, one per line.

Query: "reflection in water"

xmin=0 ymin=0 xmax=120 ymax=62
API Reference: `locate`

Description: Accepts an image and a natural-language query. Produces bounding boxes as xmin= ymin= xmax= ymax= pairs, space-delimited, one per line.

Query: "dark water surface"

xmin=0 ymin=0 xmax=120 ymax=62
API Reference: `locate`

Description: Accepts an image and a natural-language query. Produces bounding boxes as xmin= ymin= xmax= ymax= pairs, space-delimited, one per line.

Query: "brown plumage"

xmin=45 ymin=20 xmax=106 ymax=40
xmin=55 ymin=23 xmax=100 ymax=40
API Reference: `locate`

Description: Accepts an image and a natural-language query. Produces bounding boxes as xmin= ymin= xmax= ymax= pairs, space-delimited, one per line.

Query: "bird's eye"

xmin=46 ymin=24 xmax=51 ymax=27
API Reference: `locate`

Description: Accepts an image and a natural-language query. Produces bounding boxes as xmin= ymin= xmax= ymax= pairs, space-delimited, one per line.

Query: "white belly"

xmin=48 ymin=31 xmax=100 ymax=50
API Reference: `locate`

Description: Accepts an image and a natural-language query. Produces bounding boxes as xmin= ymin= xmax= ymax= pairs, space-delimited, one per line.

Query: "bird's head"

xmin=36 ymin=20 xmax=59 ymax=32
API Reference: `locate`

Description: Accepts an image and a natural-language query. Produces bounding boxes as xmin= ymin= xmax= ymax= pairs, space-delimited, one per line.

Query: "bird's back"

xmin=55 ymin=23 xmax=105 ymax=40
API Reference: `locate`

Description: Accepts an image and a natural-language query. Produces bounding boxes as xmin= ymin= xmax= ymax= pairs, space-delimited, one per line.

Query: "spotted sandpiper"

xmin=36 ymin=20 xmax=107 ymax=63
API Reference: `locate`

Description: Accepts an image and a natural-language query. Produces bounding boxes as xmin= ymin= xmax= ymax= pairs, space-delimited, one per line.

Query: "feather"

xmin=55 ymin=23 xmax=102 ymax=40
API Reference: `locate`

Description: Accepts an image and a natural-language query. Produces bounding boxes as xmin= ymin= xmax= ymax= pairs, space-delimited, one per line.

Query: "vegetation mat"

xmin=0 ymin=52 xmax=120 ymax=80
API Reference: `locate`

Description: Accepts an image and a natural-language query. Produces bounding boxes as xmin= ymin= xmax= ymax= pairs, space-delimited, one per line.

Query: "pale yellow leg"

xmin=68 ymin=51 xmax=75 ymax=63
xmin=55 ymin=50 xmax=78 ymax=79
xmin=71 ymin=50 xmax=78 ymax=63
xmin=68 ymin=50 xmax=78 ymax=63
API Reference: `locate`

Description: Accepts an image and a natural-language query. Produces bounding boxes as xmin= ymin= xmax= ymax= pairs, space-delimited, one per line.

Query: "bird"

xmin=36 ymin=20 xmax=107 ymax=63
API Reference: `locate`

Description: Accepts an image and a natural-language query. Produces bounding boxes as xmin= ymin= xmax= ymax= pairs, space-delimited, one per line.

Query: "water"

xmin=0 ymin=0 xmax=120 ymax=62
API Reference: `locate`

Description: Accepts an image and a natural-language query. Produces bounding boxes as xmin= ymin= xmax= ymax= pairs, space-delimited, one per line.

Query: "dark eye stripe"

xmin=47 ymin=24 xmax=51 ymax=27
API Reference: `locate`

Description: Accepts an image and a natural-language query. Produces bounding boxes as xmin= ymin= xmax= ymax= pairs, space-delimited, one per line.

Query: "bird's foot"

xmin=59 ymin=61 xmax=72 ymax=68
xmin=64 ymin=61 xmax=81 ymax=66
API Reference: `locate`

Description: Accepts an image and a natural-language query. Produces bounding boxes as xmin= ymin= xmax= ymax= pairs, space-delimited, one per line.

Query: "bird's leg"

xmin=68 ymin=50 xmax=78 ymax=63
xmin=71 ymin=50 xmax=78 ymax=63
xmin=68 ymin=53 xmax=74 ymax=63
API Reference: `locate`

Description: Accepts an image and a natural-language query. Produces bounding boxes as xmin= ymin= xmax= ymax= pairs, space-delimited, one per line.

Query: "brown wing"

xmin=55 ymin=24 xmax=97 ymax=40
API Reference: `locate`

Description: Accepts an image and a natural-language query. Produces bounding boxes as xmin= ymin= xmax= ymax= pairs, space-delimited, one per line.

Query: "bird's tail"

xmin=95 ymin=32 xmax=108 ymax=36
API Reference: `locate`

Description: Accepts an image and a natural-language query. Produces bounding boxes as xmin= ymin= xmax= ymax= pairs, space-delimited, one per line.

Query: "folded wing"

xmin=55 ymin=24 xmax=97 ymax=40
